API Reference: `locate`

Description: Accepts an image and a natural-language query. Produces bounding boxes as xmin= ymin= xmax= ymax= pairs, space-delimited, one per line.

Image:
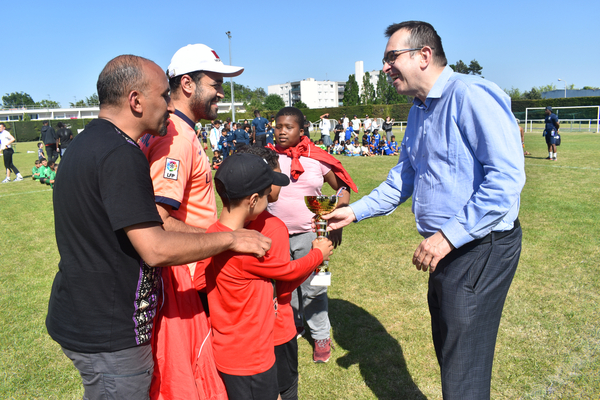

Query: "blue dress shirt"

xmin=351 ymin=66 xmax=525 ymax=248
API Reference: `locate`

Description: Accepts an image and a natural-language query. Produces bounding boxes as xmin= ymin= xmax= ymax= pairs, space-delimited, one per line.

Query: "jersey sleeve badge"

xmin=163 ymin=158 xmax=180 ymax=180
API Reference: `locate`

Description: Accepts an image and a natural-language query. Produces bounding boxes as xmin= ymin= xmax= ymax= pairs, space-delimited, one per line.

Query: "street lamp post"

xmin=558 ymin=78 xmax=567 ymax=98
xmin=225 ymin=31 xmax=235 ymax=122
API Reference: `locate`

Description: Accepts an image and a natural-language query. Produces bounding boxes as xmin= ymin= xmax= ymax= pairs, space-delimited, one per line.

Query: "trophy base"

xmin=310 ymin=272 xmax=331 ymax=286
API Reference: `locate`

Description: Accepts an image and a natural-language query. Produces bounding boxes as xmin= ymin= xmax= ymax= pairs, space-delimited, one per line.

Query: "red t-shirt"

xmin=205 ymin=218 xmax=322 ymax=375
xmin=246 ymin=212 xmax=314 ymax=346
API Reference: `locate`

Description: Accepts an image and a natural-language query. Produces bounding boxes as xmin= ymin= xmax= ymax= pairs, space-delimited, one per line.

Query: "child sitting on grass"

xmin=205 ymin=153 xmax=333 ymax=400
xmin=267 ymin=106 xmax=357 ymax=363
xmin=32 ymin=160 xmax=42 ymax=180
xmin=40 ymin=161 xmax=57 ymax=188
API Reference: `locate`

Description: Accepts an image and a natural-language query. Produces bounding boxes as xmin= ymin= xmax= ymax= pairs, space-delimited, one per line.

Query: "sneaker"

xmin=1 ymin=178 xmax=9 ymax=183
xmin=296 ymin=326 xmax=305 ymax=339
xmin=553 ymin=157 xmax=557 ymax=161
xmin=313 ymin=338 xmax=332 ymax=363
xmin=545 ymin=156 xmax=552 ymax=160
xmin=14 ymin=175 xmax=23 ymax=181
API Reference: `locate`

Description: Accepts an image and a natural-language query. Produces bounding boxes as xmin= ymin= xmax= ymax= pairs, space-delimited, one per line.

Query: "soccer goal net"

xmin=521 ymin=106 xmax=600 ymax=133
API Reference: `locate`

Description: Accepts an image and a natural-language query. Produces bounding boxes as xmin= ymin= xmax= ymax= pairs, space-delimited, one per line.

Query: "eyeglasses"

xmin=382 ymin=48 xmax=423 ymax=66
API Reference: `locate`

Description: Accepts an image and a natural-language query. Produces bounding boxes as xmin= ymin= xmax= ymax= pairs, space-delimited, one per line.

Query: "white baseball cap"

xmin=167 ymin=44 xmax=244 ymax=78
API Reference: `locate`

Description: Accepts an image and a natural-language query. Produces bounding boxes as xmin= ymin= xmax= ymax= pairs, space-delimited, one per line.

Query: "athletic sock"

xmin=549 ymin=152 xmax=552 ymax=158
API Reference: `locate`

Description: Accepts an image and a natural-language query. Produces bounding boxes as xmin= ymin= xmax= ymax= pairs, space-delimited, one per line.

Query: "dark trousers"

xmin=428 ymin=224 xmax=521 ymax=400
xmin=3 ymin=148 xmax=20 ymax=174
xmin=45 ymin=144 xmax=59 ymax=163
xmin=255 ymin=134 xmax=267 ymax=147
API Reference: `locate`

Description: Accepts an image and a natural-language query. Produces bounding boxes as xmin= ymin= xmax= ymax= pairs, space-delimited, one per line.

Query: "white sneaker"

xmin=15 ymin=175 xmax=23 ymax=181
xmin=1 ymin=178 xmax=10 ymax=183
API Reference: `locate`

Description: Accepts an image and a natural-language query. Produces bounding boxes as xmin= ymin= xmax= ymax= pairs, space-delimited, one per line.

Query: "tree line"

xmin=1 ymin=92 xmax=99 ymax=109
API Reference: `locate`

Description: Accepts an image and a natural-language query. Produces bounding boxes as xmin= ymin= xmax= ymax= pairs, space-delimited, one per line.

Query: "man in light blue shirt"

xmin=324 ymin=21 xmax=525 ymax=399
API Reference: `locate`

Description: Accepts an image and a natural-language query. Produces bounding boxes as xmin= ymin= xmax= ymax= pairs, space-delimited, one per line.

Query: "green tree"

xmin=468 ymin=60 xmax=482 ymax=76
xmin=361 ymin=72 xmax=376 ymax=105
xmin=538 ymin=83 xmax=557 ymax=93
xmin=504 ymin=87 xmax=523 ymax=100
xmin=86 ymin=93 xmax=99 ymax=106
xmin=70 ymin=99 xmax=87 ymax=108
xmin=2 ymin=91 xmax=35 ymax=108
xmin=449 ymin=60 xmax=469 ymax=74
xmin=522 ymin=87 xmax=542 ymax=100
xmin=343 ymin=74 xmax=360 ymax=106
xmin=450 ymin=59 xmax=483 ymax=76
xmin=293 ymin=100 xmax=308 ymax=109
xmin=36 ymin=99 xmax=61 ymax=108
xmin=263 ymin=94 xmax=285 ymax=111
xmin=582 ymin=86 xmax=600 ymax=90
xmin=375 ymin=71 xmax=388 ymax=104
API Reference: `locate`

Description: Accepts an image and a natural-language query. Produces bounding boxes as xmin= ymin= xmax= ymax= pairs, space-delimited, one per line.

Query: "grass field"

xmin=1 ymin=127 xmax=599 ymax=399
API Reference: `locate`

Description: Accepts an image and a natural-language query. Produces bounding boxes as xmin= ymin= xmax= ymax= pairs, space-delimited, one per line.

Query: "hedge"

xmin=4 ymin=119 xmax=96 ymax=142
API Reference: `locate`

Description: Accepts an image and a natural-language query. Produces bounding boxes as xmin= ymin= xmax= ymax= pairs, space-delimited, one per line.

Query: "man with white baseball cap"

xmin=139 ymin=44 xmax=244 ymax=399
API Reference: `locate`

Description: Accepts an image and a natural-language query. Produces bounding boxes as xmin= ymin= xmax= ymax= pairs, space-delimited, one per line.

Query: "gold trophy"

xmin=305 ymin=195 xmax=338 ymax=286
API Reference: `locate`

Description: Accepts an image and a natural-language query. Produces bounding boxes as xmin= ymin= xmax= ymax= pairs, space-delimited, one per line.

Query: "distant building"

xmin=268 ymin=61 xmax=385 ymax=109
xmin=355 ymin=61 xmax=380 ymax=97
xmin=268 ymin=79 xmax=345 ymax=109
xmin=542 ymin=89 xmax=600 ymax=99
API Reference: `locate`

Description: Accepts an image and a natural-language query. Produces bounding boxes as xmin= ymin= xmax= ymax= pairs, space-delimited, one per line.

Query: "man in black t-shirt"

xmin=56 ymin=122 xmax=73 ymax=158
xmin=46 ymin=55 xmax=271 ymax=400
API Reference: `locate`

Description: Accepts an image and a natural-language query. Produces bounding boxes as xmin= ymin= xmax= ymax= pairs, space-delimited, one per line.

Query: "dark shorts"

xmin=220 ymin=363 xmax=279 ymax=400
xmin=62 ymin=343 xmax=153 ymax=400
xmin=275 ymin=338 xmax=299 ymax=393
xmin=545 ymin=132 xmax=557 ymax=145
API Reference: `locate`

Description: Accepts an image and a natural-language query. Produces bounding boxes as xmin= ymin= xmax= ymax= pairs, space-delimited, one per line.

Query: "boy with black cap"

xmin=205 ymin=153 xmax=334 ymax=400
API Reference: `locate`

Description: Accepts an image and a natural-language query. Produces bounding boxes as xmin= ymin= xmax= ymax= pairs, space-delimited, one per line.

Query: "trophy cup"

xmin=304 ymin=195 xmax=338 ymax=286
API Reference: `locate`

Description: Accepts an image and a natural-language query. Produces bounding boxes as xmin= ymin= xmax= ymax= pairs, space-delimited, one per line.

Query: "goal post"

xmin=524 ymin=106 xmax=600 ymax=133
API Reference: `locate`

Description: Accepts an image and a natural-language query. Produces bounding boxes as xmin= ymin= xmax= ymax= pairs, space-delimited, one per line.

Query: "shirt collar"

xmin=174 ymin=109 xmax=195 ymax=130
xmin=413 ymin=65 xmax=454 ymax=110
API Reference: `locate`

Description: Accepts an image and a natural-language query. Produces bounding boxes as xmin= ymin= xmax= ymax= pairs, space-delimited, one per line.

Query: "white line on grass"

xmin=526 ymin=163 xmax=600 ymax=171
xmin=0 ymin=188 xmax=53 ymax=198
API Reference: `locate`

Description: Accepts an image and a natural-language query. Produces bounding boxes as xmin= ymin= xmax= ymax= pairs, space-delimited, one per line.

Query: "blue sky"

xmin=1 ymin=0 xmax=597 ymax=108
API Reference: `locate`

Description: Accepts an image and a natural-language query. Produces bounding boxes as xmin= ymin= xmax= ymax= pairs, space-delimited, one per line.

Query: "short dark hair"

xmin=97 ymin=55 xmax=151 ymax=107
xmin=254 ymin=110 xmax=261 ymax=117
xmin=0 ymin=123 xmax=5 ymax=128
xmin=214 ymin=178 xmax=270 ymax=208
xmin=385 ymin=21 xmax=447 ymax=67
xmin=235 ymin=145 xmax=279 ymax=170
xmin=275 ymin=107 xmax=304 ymax=130
xmin=56 ymin=122 xmax=64 ymax=128
xmin=168 ymin=70 xmax=204 ymax=97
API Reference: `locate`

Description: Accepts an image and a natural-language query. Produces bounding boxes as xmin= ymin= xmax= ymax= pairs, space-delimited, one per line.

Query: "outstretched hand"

xmin=229 ymin=229 xmax=272 ymax=258
xmin=320 ymin=205 xmax=356 ymax=231
xmin=412 ymin=230 xmax=454 ymax=273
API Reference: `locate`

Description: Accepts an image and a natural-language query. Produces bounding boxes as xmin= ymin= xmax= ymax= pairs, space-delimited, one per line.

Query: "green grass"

xmin=1 ymin=127 xmax=599 ymax=399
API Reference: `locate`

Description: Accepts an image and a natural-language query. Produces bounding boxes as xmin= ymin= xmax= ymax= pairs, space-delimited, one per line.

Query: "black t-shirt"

xmin=46 ymin=118 xmax=163 ymax=353
xmin=57 ymin=128 xmax=73 ymax=148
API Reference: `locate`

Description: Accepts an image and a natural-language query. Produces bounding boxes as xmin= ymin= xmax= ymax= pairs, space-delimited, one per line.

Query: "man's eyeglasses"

xmin=382 ymin=48 xmax=423 ymax=66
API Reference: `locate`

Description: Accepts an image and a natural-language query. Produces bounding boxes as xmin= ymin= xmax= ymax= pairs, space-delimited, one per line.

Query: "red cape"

xmin=268 ymin=136 xmax=358 ymax=193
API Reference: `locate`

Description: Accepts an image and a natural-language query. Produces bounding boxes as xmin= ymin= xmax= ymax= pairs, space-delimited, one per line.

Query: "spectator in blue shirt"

xmin=543 ymin=106 xmax=560 ymax=160
xmin=232 ymin=123 xmax=250 ymax=150
xmin=323 ymin=21 xmax=525 ymax=400
xmin=344 ymin=122 xmax=354 ymax=142
xmin=251 ymin=110 xmax=269 ymax=147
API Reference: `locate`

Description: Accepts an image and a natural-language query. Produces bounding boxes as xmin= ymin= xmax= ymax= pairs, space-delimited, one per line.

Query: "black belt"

xmin=475 ymin=218 xmax=520 ymax=245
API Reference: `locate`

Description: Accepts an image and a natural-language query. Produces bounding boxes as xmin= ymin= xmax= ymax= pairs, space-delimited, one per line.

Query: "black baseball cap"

xmin=215 ymin=153 xmax=290 ymax=199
